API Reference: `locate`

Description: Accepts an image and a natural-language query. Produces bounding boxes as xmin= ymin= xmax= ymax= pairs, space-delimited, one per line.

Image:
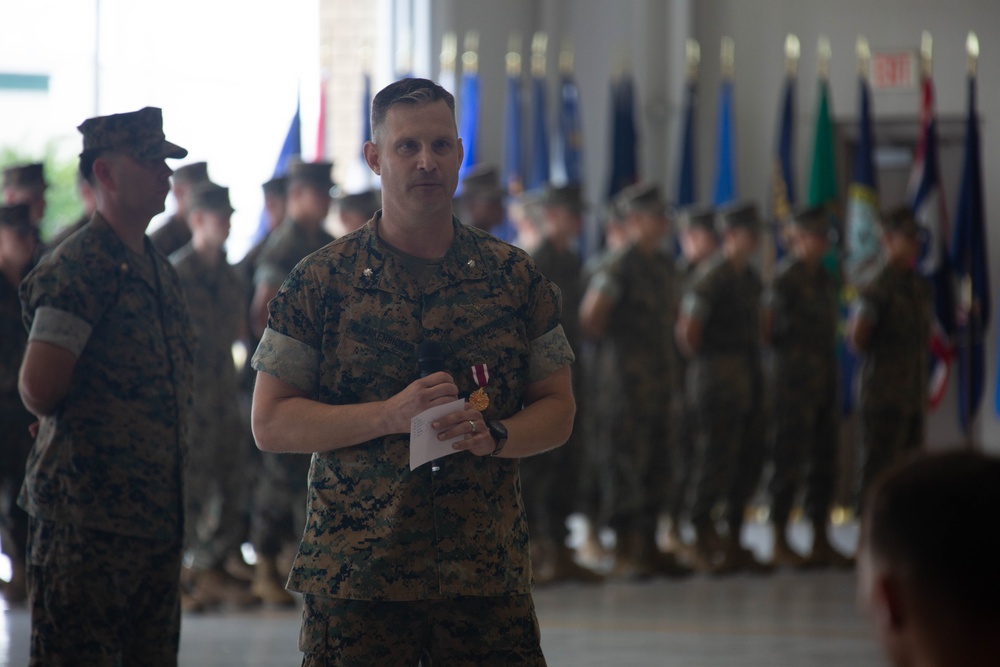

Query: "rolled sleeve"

xmin=528 ymin=324 xmax=574 ymax=383
xmin=251 ymin=327 xmax=320 ymax=393
xmin=27 ymin=306 xmax=92 ymax=357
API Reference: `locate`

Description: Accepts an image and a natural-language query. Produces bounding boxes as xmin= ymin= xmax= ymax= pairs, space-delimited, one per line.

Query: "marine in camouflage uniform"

xmin=580 ymin=183 xmax=688 ymax=579
xmin=678 ymin=201 xmax=768 ymax=574
xmin=170 ymin=183 xmax=256 ymax=606
xmin=252 ymin=78 xmax=575 ymax=665
xmin=519 ymin=183 xmax=602 ymax=584
xmin=249 ymin=160 xmax=335 ymax=604
xmin=149 ymin=161 xmax=210 ymax=257
xmin=18 ymin=107 xmax=193 ymax=665
xmin=849 ymin=206 xmax=932 ymax=507
xmin=763 ymin=207 xmax=848 ymax=568
xmin=0 ymin=204 xmax=37 ymax=604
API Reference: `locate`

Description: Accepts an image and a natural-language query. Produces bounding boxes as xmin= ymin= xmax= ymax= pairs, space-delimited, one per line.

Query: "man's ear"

xmin=92 ymin=156 xmax=115 ymax=192
xmin=872 ymin=572 xmax=907 ymax=634
xmin=363 ymin=141 xmax=381 ymax=176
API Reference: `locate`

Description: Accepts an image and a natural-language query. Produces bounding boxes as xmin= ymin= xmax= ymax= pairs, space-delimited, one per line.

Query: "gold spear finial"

xmin=685 ymin=38 xmax=700 ymax=81
xmin=857 ymin=35 xmax=871 ymax=80
xmin=462 ymin=30 xmax=479 ymax=75
xmin=531 ymin=31 xmax=548 ymax=78
xmin=506 ymin=33 xmax=522 ymax=77
xmin=967 ymin=31 xmax=979 ymax=77
xmin=440 ymin=31 xmax=457 ymax=73
xmin=920 ymin=30 xmax=933 ymax=78
xmin=817 ymin=35 xmax=831 ymax=80
xmin=721 ymin=36 xmax=735 ymax=80
xmin=559 ymin=37 xmax=574 ymax=76
xmin=785 ymin=34 xmax=800 ymax=77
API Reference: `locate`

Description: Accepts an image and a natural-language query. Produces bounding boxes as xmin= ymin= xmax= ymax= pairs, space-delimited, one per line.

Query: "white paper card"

xmin=409 ymin=398 xmax=466 ymax=471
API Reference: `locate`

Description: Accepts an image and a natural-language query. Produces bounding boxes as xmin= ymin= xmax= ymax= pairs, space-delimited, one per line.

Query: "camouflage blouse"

xmin=253 ymin=216 xmax=573 ymax=601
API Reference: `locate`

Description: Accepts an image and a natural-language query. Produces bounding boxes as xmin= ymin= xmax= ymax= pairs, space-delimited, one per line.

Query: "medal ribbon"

xmin=471 ymin=364 xmax=489 ymax=388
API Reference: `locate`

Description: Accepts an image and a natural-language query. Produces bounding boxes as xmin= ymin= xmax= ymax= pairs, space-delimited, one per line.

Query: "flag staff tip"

xmin=440 ymin=32 xmax=457 ymax=71
xmin=686 ymin=39 xmax=700 ymax=80
xmin=920 ymin=30 xmax=933 ymax=76
xmin=784 ymin=34 xmax=800 ymax=76
xmin=721 ymin=36 xmax=735 ymax=80
xmin=507 ymin=33 xmax=522 ymax=77
xmin=462 ymin=30 xmax=479 ymax=73
xmin=856 ymin=36 xmax=870 ymax=79
xmin=967 ymin=31 xmax=979 ymax=76
xmin=531 ymin=32 xmax=548 ymax=78
xmin=817 ymin=35 xmax=831 ymax=80
xmin=560 ymin=38 xmax=574 ymax=75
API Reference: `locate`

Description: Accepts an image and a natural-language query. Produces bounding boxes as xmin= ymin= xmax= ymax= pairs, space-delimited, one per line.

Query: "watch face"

xmin=489 ymin=420 xmax=507 ymax=440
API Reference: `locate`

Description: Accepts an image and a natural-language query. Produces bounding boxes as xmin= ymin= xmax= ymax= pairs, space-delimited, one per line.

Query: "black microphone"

xmin=418 ymin=339 xmax=446 ymax=378
xmin=417 ymin=339 xmax=446 ymax=472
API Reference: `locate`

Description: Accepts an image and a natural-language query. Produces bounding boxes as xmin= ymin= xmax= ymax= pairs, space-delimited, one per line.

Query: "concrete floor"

xmin=1 ymin=521 xmax=882 ymax=666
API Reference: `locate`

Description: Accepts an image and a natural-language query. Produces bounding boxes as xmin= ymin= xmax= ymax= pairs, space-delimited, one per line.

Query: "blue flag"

xmin=712 ymin=79 xmax=737 ymax=206
xmin=503 ymin=73 xmax=524 ymax=195
xmin=845 ymin=74 xmax=879 ymax=286
xmin=528 ymin=75 xmax=550 ymax=190
xmin=951 ymin=76 xmax=989 ymax=429
xmin=557 ymin=73 xmax=584 ymax=185
xmin=361 ymin=73 xmax=372 ymax=152
xmin=772 ymin=74 xmax=796 ymax=259
xmin=907 ymin=75 xmax=956 ymax=409
xmin=675 ymin=80 xmax=697 ymax=208
xmin=254 ymin=97 xmax=301 ymax=243
xmin=606 ymin=74 xmax=638 ymax=199
xmin=458 ymin=69 xmax=480 ymax=185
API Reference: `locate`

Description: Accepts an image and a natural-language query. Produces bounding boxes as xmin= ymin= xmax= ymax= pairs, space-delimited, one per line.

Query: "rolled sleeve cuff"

xmin=528 ymin=324 xmax=575 ymax=383
xmin=681 ymin=293 xmax=709 ymax=320
xmin=251 ymin=327 xmax=320 ymax=393
xmin=28 ymin=306 xmax=91 ymax=357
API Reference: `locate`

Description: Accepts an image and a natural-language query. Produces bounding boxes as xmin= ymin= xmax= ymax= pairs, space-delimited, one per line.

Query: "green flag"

xmin=808 ymin=78 xmax=838 ymax=208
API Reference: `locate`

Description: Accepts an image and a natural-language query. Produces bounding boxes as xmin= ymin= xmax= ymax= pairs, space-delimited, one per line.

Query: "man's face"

xmin=366 ymin=100 xmax=463 ymax=221
xmin=196 ymin=209 xmax=232 ymax=249
xmin=102 ymin=153 xmax=173 ymax=221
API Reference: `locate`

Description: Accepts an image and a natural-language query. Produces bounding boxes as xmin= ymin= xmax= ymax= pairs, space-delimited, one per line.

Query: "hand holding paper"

xmin=410 ymin=398 xmax=466 ymax=471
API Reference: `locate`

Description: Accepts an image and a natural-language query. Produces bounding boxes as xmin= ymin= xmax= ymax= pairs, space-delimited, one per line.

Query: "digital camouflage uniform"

xmin=0 ymin=267 xmax=34 ymax=573
xmin=765 ymin=256 xmax=840 ymax=527
xmin=589 ymin=243 xmax=678 ymax=540
xmin=170 ymin=243 xmax=248 ymax=570
xmin=683 ymin=254 xmax=765 ymax=534
xmin=19 ymin=212 xmax=194 ymax=664
xmin=252 ymin=216 xmax=571 ymax=662
xmin=520 ymin=237 xmax=582 ymax=546
xmin=855 ymin=261 xmax=932 ymax=502
xmin=250 ymin=219 xmax=335 ymax=559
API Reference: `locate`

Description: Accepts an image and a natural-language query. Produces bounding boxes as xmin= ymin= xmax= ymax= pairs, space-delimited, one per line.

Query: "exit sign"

xmin=871 ymin=51 xmax=919 ymax=91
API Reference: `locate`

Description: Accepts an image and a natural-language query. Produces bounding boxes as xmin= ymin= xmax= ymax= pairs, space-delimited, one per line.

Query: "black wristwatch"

xmin=487 ymin=420 xmax=508 ymax=457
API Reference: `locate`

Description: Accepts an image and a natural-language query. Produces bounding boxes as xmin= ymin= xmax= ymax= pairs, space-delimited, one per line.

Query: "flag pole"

xmin=964 ymin=31 xmax=979 ymax=448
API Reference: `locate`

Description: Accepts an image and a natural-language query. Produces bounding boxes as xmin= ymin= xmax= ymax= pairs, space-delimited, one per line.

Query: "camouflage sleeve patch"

xmin=528 ymin=324 xmax=575 ymax=383
xmin=27 ymin=305 xmax=91 ymax=357
xmin=251 ymin=327 xmax=320 ymax=393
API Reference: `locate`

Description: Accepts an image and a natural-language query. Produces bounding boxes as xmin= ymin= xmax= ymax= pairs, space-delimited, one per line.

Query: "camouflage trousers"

xmin=299 ymin=592 xmax=546 ymax=666
xmin=27 ymin=517 xmax=182 ymax=667
xmin=858 ymin=406 xmax=924 ymax=510
xmin=251 ymin=451 xmax=311 ymax=557
xmin=768 ymin=394 xmax=840 ymax=526
xmin=606 ymin=402 xmax=671 ymax=537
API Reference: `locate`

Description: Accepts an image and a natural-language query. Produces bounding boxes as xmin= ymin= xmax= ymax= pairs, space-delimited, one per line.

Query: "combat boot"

xmin=252 ymin=556 xmax=296 ymax=606
xmin=575 ymin=521 xmax=611 ymax=569
xmin=550 ymin=542 xmax=605 ymax=584
xmin=771 ymin=522 xmax=806 ymax=568
xmin=191 ymin=567 xmax=260 ymax=609
xmin=610 ymin=530 xmax=654 ymax=581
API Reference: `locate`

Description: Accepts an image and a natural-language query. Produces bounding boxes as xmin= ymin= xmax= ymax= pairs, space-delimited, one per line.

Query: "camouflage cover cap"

xmin=539 ymin=183 xmax=587 ymax=213
xmin=286 ymin=159 xmax=335 ymax=190
xmin=77 ymin=107 xmax=188 ymax=160
xmin=459 ymin=164 xmax=504 ymax=200
xmin=337 ymin=189 xmax=381 ymax=216
xmin=716 ymin=200 xmax=761 ymax=233
xmin=614 ymin=182 xmax=667 ymax=216
xmin=0 ymin=203 xmax=32 ymax=230
xmin=2 ymin=162 xmax=47 ymax=190
xmin=791 ymin=205 xmax=830 ymax=236
xmin=262 ymin=175 xmax=288 ymax=197
xmin=676 ymin=204 xmax=716 ymax=233
xmin=879 ymin=205 xmax=920 ymax=236
xmin=188 ymin=182 xmax=235 ymax=213
xmin=172 ymin=161 xmax=210 ymax=185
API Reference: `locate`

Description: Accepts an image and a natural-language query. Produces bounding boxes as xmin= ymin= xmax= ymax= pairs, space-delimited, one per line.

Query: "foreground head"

xmin=858 ymin=450 xmax=1000 ymax=667
xmin=77 ymin=107 xmax=188 ymax=221
xmin=365 ymin=78 xmax=462 ymax=220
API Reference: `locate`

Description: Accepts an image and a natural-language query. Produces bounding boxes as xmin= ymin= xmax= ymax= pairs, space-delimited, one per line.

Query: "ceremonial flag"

xmin=362 ymin=73 xmax=372 ymax=150
xmin=556 ymin=72 xmax=584 ymax=185
xmin=712 ymin=78 xmax=737 ymax=206
xmin=907 ymin=74 xmax=956 ymax=409
xmin=771 ymin=73 xmax=796 ymax=257
xmin=607 ymin=73 xmax=638 ymax=199
xmin=675 ymin=80 xmax=697 ymax=208
xmin=458 ymin=67 xmax=480 ymax=185
xmin=951 ymin=75 xmax=988 ymax=430
xmin=807 ymin=79 xmax=837 ymax=212
xmin=528 ymin=74 xmax=550 ymax=190
xmin=844 ymin=74 xmax=880 ymax=286
xmin=254 ymin=97 xmax=301 ymax=243
xmin=503 ymin=73 xmax=524 ymax=195
xmin=315 ymin=77 xmax=327 ymax=160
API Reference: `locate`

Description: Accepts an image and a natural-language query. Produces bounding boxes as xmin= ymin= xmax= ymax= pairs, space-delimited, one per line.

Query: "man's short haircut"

xmin=370 ymin=78 xmax=456 ymax=143
xmin=78 ymin=150 xmax=103 ymax=185
xmin=865 ymin=450 xmax=1000 ymax=621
